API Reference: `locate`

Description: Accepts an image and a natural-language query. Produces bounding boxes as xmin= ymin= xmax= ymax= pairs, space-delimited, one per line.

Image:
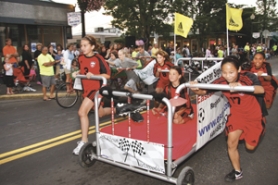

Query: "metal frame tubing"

xmin=176 ymin=83 xmax=255 ymax=93
xmin=254 ymin=73 xmax=267 ymax=76
xmin=93 ymin=90 xmax=178 ymax=184
xmin=76 ymin=75 xmax=107 ymax=85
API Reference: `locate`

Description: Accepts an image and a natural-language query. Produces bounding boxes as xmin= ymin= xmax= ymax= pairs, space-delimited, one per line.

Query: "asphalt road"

xmin=0 ymin=58 xmax=278 ymax=185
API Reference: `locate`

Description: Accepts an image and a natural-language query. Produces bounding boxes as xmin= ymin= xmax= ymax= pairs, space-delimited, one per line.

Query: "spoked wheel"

xmin=55 ymin=84 xmax=79 ymax=108
xmin=78 ymin=142 xmax=96 ymax=168
xmin=177 ymin=166 xmax=195 ymax=185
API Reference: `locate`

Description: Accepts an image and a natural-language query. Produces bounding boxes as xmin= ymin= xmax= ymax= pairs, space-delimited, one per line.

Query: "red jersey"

xmin=164 ymin=84 xmax=193 ymax=115
xmin=153 ymin=61 xmax=174 ymax=82
xmin=212 ymin=72 xmax=267 ymax=119
xmin=78 ymin=54 xmax=110 ymax=97
xmin=249 ymin=62 xmax=272 ymax=87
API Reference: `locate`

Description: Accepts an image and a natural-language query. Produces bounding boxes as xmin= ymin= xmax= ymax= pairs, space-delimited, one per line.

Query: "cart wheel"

xmin=177 ymin=166 xmax=195 ymax=185
xmin=78 ymin=142 xmax=96 ymax=168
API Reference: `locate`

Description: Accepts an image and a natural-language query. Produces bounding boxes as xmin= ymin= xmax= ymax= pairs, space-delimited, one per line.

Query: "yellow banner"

xmin=174 ymin=13 xmax=193 ymax=38
xmin=226 ymin=4 xmax=243 ymax=31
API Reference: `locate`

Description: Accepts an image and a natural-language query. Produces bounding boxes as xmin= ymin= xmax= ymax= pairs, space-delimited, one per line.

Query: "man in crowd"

xmin=2 ymin=38 xmax=18 ymax=65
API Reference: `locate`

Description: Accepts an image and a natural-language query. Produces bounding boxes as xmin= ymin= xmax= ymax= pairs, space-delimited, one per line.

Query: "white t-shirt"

xmin=5 ymin=63 xmax=13 ymax=76
xmin=63 ymin=50 xmax=75 ymax=70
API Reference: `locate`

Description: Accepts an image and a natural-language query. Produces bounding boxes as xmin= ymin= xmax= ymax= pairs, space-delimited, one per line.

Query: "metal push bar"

xmin=76 ymin=75 xmax=107 ymax=85
xmin=76 ymin=75 xmax=107 ymax=107
xmin=93 ymin=90 xmax=176 ymax=183
xmin=175 ymin=83 xmax=255 ymax=94
xmin=254 ymin=73 xmax=268 ymax=76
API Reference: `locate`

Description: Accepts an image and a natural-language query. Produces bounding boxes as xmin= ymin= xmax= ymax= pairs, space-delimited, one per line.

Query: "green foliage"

xmin=256 ymin=0 xmax=278 ymax=31
xmin=77 ymin=0 xmax=104 ymax=12
xmin=172 ymin=0 xmax=227 ymax=50
xmin=104 ymin=0 xmax=173 ymax=44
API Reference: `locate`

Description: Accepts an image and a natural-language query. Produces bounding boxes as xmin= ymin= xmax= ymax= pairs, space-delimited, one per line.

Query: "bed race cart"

xmin=76 ymin=62 xmax=255 ymax=185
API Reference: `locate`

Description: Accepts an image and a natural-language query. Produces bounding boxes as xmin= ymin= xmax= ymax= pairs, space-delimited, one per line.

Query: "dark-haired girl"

xmin=153 ymin=50 xmax=174 ymax=93
xmin=21 ymin=44 xmax=33 ymax=86
xmin=190 ymin=56 xmax=267 ymax=182
xmin=153 ymin=66 xmax=193 ymax=124
xmin=249 ymin=52 xmax=276 ymax=109
xmin=73 ymin=35 xmax=110 ymax=155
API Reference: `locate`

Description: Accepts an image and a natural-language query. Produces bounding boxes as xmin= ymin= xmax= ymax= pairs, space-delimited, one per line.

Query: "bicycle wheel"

xmin=55 ymin=84 xmax=79 ymax=108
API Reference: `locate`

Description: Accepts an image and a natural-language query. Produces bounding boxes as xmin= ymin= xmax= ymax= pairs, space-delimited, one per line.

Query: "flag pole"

xmin=226 ymin=27 xmax=229 ymax=56
xmin=174 ymin=33 xmax=177 ymax=65
xmin=226 ymin=3 xmax=230 ymax=56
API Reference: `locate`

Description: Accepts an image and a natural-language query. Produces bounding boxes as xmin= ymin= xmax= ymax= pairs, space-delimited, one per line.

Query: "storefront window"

xmin=27 ymin=25 xmax=42 ymax=44
xmin=0 ymin=24 xmax=25 ymax=56
xmin=43 ymin=26 xmax=63 ymax=49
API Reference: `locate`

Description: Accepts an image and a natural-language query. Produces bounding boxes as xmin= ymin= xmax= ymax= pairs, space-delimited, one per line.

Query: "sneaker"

xmin=225 ymin=169 xmax=243 ymax=182
xmin=23 ymin=87 xmax=30 ymax=91
xmin=73 ymin=141 xmax=86 ymax=155
xmin=37 ymin=81 xmax=42 ymax=85
xmin=28 ymin=87 xmax=36 ymax=92
xmin=131 ymin=112 xmax=144 ymax=122
xmin=116 ymin=103 xmax=146 ymax=116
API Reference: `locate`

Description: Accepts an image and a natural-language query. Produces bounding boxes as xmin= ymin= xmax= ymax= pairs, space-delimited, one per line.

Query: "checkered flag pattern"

xmin=99 ymin=133 xmax=165 ymax=174
xmin=119 ymin=138 xmax=131 ymax=162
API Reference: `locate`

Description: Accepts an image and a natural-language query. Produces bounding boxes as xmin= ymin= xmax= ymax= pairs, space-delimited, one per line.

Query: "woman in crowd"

xmin=99 ymin=45 xmax=108 ymax=59
xmin=106 ymin=50 xmax=120 ymax=67
xmin=63 ymin=43 xmax=75 ymax=93
xmin=48 ymin=44 xmax=57 ymax=75
xmin=34 ymin=43 xmax=42 ymax=85
xmin=21 ymin=44 xmax=33 ymax=86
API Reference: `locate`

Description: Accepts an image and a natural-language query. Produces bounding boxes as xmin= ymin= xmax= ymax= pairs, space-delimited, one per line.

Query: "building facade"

xmin=0 ymin=0 xmax=74 ymax=56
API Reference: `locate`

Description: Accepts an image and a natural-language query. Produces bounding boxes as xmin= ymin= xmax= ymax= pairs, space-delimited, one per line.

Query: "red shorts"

xmin=84 ymin=89 xmax=97 ymax=101
xmin=264 ymin=85 xmax=276 ymax=108
xmin=156 ymin=79 xmax=169 ymax=90
xmin=225 ymin=114 xmax=265 ymax=147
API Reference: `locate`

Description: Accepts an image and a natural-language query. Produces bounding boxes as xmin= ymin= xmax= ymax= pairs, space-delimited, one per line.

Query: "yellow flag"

xmin=174 ymin=13 xmax=193 ymax=38
xmin=226 ymin=4 xmax=243 ymax=31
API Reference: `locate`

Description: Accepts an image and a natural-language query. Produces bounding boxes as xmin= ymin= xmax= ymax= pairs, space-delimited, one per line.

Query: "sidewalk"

xmin=0 ymin=81 xmax=45 ymax=100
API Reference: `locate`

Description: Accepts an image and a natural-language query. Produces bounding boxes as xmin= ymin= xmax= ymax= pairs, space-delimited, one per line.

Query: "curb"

xmin=0 ymin=92 xmax=70 ymax=100
xmin=0 ymin=93 xmax=43 ymax=100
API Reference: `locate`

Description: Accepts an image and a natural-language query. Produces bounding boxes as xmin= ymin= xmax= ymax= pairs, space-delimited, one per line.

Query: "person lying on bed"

xmin=152 ymin=66 xmax=193 ymax=124
xmin=189 ymin=56 xmax=267 ymax=182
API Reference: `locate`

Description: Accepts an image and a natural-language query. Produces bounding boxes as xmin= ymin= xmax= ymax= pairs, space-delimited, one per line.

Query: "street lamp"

xmin=250 ymin=13 xmax=255 ymax=46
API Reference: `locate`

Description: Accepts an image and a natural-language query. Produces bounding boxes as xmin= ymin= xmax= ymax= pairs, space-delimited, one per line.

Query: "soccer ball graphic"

xmin=198 ymin=108 xmax=205 ymax=123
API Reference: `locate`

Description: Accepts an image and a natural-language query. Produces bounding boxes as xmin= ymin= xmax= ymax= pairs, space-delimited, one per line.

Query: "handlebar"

xmin=76 ymin=75 xmax=107 ymax=86
xmin=175 ymin=83 xmax=255 ymax=95
xmin=254 ymin=73 xmax=268 ymax=76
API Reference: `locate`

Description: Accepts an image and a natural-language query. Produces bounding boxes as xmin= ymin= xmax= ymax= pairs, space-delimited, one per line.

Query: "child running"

xmin=190 ymin=56 xmax=267 ymax=182
xmin=249 ymin=52 xmax=276 ymax=109
xmin=153 ymin=66 xmax=193 ymax=124
xmin=3 ymin=55 xmax=15 ymax=94
xmin=73 ymin=35 xmax=110 ymax=155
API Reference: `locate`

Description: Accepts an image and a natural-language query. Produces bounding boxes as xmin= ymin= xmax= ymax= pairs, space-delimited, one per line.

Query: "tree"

xmin=172 ymin=0 xmax=226 ymax=52
xmin=256 ymin=0 xmax=278 ymax=33
xmin=77 ymin=0 xmax=105 ymax=37
xmin=104 ymin=0 xmax=173 ymax=47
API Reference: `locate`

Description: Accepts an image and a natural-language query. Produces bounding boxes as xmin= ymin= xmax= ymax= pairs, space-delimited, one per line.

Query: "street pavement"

xmin=0 ymin=57 xmax=278 ymax=185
